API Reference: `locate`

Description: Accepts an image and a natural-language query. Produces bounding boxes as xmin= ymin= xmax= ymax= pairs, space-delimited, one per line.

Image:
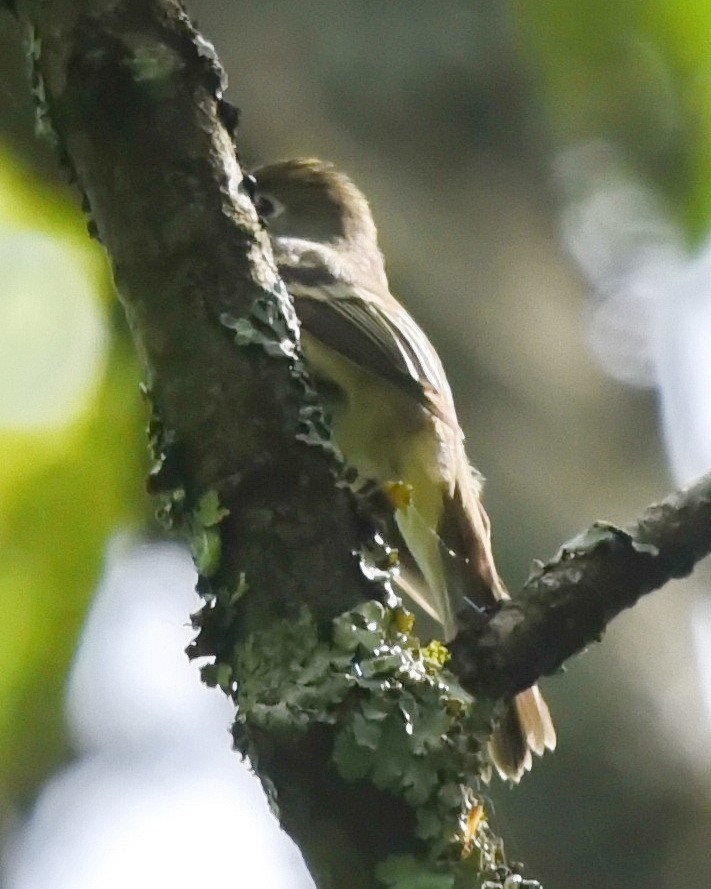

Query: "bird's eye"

xmin=254 ymin=192 xmax=284 ymax=221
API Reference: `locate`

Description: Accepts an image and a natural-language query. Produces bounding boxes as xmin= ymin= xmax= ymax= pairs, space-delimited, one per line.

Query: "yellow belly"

xmin=301 ymin=331 xmax=454 ymax=634
xmin=301 ymin=332 xmax=442 ymax=516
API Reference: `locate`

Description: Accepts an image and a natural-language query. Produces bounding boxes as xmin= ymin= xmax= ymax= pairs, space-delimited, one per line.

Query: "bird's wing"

xmin=281 ymin=268 xmax=557 ymax=784
xmin=284 ymin=274 xmax=457 ymax=428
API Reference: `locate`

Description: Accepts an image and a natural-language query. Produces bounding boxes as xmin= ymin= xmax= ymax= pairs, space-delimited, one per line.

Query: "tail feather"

xmin=516 ymin=684 xmax=556 ymax=756
xmin=444 ymin=453 xmax=556 ymax=781
xmin=490 ymin=688 xmax=557 ymax=782
xmin=489 ymin=701 xmax=531 ymax=781
xmin=385 ymin=438 xmax=557 ymax=781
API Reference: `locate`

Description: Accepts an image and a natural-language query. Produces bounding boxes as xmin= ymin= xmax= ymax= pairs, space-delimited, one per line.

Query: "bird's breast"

xmin=300 ymin=331 xmax=451 ymax=526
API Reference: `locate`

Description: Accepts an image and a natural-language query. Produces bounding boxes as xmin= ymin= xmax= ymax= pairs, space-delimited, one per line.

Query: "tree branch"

xmin=450 ymin=473 xmax=711 ymax=699
xmin=18 ymin=0 xmax=373 ymax=620
xmin=15 ymin=3 xmax=395 ymax=887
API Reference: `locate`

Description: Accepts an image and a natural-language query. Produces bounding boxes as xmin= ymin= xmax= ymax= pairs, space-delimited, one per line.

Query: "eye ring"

xmin=254 ymin=192 xmax=285 ymax=221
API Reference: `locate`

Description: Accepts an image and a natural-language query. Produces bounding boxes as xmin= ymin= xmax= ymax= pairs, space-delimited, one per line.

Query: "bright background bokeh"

xmin=1 ymin=3 xmax=710 ymax=887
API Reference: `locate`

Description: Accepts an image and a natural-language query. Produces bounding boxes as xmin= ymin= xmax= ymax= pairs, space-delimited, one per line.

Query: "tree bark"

xmin=450 ymin=474 xmax=711 ymax=699
xmin=16 ymin=3 xmax=395 ymax=886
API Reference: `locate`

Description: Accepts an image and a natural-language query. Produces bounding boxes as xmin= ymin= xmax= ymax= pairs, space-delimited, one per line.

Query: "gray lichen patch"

xmin=218 ymin=596 xmax=532 ymax=884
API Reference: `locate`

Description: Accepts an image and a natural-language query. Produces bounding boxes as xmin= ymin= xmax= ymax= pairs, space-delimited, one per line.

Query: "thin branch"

xmin=450 ymin=473 xmax=711 ymax=699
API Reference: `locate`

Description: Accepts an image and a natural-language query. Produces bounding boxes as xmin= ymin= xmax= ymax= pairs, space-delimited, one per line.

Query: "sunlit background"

xmin=1 ymin=2 xmax=710 ymax=887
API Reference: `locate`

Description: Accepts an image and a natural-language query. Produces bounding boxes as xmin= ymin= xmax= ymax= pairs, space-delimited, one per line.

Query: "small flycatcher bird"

xmin=249 ymin=158 xmax=555 ymax=780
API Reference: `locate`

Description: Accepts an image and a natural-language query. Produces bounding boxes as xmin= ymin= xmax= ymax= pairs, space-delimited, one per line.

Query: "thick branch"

xmin=19 ymin=0 xmax=373 ymax=623
xmin=16 ymin=3 xmax=391 ymax=888
xmin=450 ymin=473 xmax=711 ymax=699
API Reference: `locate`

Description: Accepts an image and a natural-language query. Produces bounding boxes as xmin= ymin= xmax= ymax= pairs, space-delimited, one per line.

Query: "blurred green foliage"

xmin=518 ymin=0 xmax=711 ymax=238
xmin=0 ymin=152 xmax=148 ymax=804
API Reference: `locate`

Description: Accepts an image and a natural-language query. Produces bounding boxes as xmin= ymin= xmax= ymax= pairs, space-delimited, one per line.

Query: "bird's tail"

xmin=490 ymin=687 xmax=556 ymax=782
xmin=444 ymin=454 xmax=556 ymax=781
xmin=385 ymin=446 xmax=557 ymax=780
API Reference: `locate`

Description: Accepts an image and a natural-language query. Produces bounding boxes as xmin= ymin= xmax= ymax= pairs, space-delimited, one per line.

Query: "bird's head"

xmin=248 ymin=158 xmax=379 ymax=249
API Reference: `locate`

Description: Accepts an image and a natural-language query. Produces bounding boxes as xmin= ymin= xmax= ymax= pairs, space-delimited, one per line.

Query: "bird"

xmin=248 ymin=157 xmax=555 ymax=780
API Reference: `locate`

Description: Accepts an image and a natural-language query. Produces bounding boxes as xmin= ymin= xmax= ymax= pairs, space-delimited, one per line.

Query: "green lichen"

xmin=200 ymin=660 xmax=235 ymax=696
xmin=24 ymin=26 xmax=58 ymax=147
xmin=224 ymin=597 xmax=522 ymax=879
xmin=221 ymin=295 xmax=343 ymax=460
xmin=376 ymin=854 xmax=455 ymax=889
xmin=154 ymin=483 xmax=187 ymax=530
xmin=126 ymin=42 xmax=183 ymax=83
xmin=194 ymin=489 xmax=230 ymax=528
xmin=377 ymin=837 xmax=542 ymax=889
xmin=142 ymin=384 xmax=230 ymax=575
xmin=295 ymin=399 xmax=340 ymax=456
xmin=143 ymin=383 xmax=187 ymax=530
xmin=231 ymin=604 xmax=353 ymax=739
xmin=220 ymin=288 xmax=299 ymax=361
xmin=181 ymin=489 xmax=229 ymax=577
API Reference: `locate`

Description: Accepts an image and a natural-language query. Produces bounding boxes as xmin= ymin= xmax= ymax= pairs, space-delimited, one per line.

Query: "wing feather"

xmin=282 ymin=271 xmax=457 ymax=428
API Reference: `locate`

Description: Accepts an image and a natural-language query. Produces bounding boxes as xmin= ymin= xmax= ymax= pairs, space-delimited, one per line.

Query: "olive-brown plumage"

xmin=251 ymin=158 xmax=555 ymax=780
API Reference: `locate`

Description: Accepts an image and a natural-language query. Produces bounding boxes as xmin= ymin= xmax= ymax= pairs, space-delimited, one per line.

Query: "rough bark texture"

xmin=12 ymin=2 xmax=711 ymax=888
xmin=450 ymin=474 xmax=711 ymax=699
xmin=16 ymin=3 xmax=402 ymax=887
xmin=22 ymin=0 xmax=374 ymax=620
